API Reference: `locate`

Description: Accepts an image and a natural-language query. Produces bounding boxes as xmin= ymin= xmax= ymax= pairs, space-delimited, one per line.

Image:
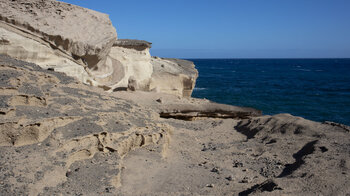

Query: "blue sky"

xmin=61 ymin=0 xmax=350 ymax=58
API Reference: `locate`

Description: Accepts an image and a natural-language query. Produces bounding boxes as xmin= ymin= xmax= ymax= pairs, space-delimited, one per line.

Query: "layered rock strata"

xmin=0 ymin=55 xmax=171 ymax=195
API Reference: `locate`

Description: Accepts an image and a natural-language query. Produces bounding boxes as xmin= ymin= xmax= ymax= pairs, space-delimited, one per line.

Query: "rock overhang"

xmin=113 ymin=39 xmax=152 ymax=51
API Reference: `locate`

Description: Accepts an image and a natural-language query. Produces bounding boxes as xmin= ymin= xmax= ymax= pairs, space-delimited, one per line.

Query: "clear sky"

xmin=61 ymin=0 xmax=350 ymax=58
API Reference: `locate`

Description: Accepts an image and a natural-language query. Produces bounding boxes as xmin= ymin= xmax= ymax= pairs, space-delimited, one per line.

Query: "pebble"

xmin=210 ymin=167 xmax=219 ymax=173
xmin=233 ymin=161 xmax=243 ymax=167
xmin=239 ymin=177 xmax=249 ymax=183
xmin=206 ymin=184 xmax=214 ymax=188
xmin=225 ymin=175 xmax=234 ymax=181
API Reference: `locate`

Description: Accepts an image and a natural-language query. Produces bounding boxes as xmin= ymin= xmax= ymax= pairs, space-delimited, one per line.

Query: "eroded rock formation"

xmin=107 ymin=39 xmax=198 ymax=97
xmin=0 ymin=55 xmax=171 ymax=195
xmin=106 ymin=39 xmax=154 ymax=91
xmin=0 ymin=1 xmax=198 ymax=97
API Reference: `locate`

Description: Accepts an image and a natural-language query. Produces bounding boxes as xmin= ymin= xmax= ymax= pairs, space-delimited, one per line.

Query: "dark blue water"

xmin=189 ymin=59 xmax=350 ymax=125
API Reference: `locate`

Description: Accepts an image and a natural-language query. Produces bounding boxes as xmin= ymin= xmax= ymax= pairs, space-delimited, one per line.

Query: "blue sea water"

xmin=189 ymin=59 xmax=350 ymax=125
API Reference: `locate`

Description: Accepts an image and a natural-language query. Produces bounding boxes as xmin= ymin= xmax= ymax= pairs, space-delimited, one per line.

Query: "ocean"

xmin=189 ymin=59 xmax=350 ymax=125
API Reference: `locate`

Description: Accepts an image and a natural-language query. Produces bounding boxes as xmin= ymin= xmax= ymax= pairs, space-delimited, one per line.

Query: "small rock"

xmin=201 ymin=147 xmax=208 ymax=151
xmin=211 ymin=167 xmax=219 ymax=173
xmin=233 ymin=161 xmax=243 ymax=167
xmin=206 ymin=184 xmax=214 ymax=188
xmin=105 ymin=187 xmax=112 ymax=193
xmin=239 ymin=177 xmax=249 ymax=183
xmin=156 ymin=98 xmax=162 ymax=103
xmin=225 ymin=175 xmax=234 ymax=181
xmin=65 ymin=170 xmax=72 ymax=177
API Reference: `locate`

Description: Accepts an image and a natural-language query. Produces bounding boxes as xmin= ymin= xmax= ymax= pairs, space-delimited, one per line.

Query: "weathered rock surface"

xmin=0 ymin=0 xmax=117 ymax=88
xmin=118 ymin=113 xmax=350 ymax=196
xmin=0 ymin=55 xmax=170 ymax=195
xmin=1 ymin=55 xmax=350 ymax=196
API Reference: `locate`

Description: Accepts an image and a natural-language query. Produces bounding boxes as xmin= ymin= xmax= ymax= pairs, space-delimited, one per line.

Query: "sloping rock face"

xmin=0 ymin=0 xmax=117 ymax=87
xmin=0 ymin=55 xmax=171 ymax=195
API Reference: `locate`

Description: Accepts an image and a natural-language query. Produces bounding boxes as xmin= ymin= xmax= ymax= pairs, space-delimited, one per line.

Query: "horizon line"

xmin=178 ymin=57 xmax=350 ymax=60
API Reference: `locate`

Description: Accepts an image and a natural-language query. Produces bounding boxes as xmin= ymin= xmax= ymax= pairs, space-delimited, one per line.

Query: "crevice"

xmin=234 ymin=120 xmax=261 ymax=139
xmin=160 ymin=111 xmax=252 ymax=121
xmin=278 ymin=140 xmax=318 ymax=178
xmin=319 ymin=146 xmax=328 ymax=153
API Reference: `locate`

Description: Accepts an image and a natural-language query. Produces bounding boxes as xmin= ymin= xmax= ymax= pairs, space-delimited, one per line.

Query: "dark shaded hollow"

xmin=278 ymin=140 xmax=318 ymax=178
xmin=238 ymin=179 xmax=281 ymax=196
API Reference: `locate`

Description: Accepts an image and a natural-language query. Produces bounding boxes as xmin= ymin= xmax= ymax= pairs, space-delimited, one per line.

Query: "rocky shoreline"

xmin=1 ymin=0 xmax=350 ymax=195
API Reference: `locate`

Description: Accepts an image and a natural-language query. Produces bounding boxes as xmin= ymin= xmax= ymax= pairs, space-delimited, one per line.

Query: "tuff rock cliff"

xmin=0 ymin=0 xmax=197 ymax=97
